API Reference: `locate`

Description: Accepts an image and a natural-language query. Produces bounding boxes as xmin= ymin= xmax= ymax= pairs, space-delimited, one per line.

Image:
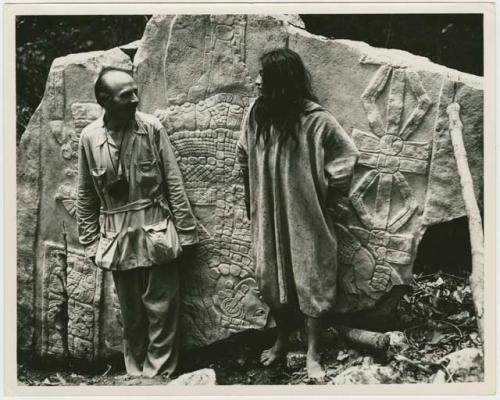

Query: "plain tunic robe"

xmin=237 ymin=100 xmax=359 ymax=318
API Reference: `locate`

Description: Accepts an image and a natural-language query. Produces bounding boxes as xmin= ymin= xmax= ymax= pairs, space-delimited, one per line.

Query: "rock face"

xmin=134 ymin=15 xmax=483 ymax=320
xmin=17 ymin=48 xmax=132 ymax=359
xmin=17 ymin=15 xmax=483 ymax=360
xmin=438 ymin=348 xmax=484 ymax=382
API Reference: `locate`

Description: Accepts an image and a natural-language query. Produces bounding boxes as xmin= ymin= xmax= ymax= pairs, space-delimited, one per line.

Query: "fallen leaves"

xmin=392 ymin=272 xmax=482 ymax=383
xmin=17 ymin=272 xmax=482 ymax=386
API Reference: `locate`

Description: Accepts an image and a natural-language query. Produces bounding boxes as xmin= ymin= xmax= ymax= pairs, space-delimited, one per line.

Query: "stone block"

xmin=18 ymin=14 xmax=483 ymax=361
xmin=437 ymin=348 xmax=484 ymax=382
xmin=136 ymin=13 xmax=483 ymax=337
xmin=17 ymin=47 xmax=132 ymax=357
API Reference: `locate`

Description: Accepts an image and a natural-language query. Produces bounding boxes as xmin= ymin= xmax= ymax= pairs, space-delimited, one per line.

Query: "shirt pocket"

xmin=91 ymin=167 xmax=107 ymax=190
xmin=136 ymin=158 xmax=161 ymax=187
xmin=142 ymin=218 xmax=182 ymax=265
xmin=95 ymin=230 xmax=119 ymax=270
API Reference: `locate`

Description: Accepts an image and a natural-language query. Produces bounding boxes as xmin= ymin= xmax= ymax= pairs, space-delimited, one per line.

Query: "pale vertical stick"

xmin=447 ymin=102 xmax=484 ymax=343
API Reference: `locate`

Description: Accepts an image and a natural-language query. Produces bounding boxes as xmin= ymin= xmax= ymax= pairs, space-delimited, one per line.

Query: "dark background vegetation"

xmin=301 ymin=14 xmax=483 ymax=76
xmin=16 ymin=16 xmax=150 ymax=140
xmin=16 ymin=14 xmax=481 ymax=274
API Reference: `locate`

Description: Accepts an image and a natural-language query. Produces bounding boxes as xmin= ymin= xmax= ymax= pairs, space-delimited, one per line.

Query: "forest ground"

xmin=18 ymin=272 xmax=483 ymax=386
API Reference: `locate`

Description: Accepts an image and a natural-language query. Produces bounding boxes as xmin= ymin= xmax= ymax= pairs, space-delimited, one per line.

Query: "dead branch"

xmin=447 ymin=102 xmax=484 ymax=343
xmin=336 ymin=326 xmax=390 ymax=354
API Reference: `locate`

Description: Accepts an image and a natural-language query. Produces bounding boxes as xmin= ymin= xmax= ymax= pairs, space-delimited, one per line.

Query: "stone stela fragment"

xmin=17 ymin=15 xmax=483 ymax=360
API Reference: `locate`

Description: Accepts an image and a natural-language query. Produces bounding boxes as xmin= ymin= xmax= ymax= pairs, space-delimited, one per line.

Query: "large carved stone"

xmin=135 ymin=15 xmax=292 ymax=348
xmin=17 ymin=48 xmax=132 ymax=358
xmin=41 ymin=242 xmax=104 ymax=360
xmin=17 ymin=15 xmax=483 ymax=359
xmin=134 ymin=15 xmax=483 ymax=322
xmin=287 ymin=26 xmax=482 ymax=311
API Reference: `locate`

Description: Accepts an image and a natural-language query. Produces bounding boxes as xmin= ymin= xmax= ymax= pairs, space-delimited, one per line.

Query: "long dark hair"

xmin=253 ymin=48 xmax=317 ymax=145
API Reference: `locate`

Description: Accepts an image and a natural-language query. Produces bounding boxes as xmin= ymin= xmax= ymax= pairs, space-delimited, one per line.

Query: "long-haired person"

xmin=237 ymin=48 xmax=359 ymax=379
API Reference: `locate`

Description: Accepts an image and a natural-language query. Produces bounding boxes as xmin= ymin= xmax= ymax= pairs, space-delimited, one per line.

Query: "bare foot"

xmin=306 ymin=352 xmax=326 ymax=381
xmin=260 ymin=341 xmax=287 ymax=366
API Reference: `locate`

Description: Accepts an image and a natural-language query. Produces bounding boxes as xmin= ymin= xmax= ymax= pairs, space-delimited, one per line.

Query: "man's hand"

xmin=177 ymin=230 xmax=198 ymax=248
xmin=84 ymin=239 xmax=100 ymax=266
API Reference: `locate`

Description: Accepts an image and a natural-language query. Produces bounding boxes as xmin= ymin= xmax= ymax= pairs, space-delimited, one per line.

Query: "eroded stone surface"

xmin=137 ymin=14 xmax=483 ymax=322
xmin=18 ymin=48 xmax=131 ymax=358
xmin=18 ymin=14 xmax=483 ymax=360
xmin=438 ymin=348 xmax=484 ymax=382
xmin=17 ymin=107 xmax=42 ymax=352
xmin=136 ymin=15 xmax=276 ymax=349
xmin=287 ymin=25 xmax=482 ymax=312
xmin=41 ymin=242 xmax=103 ymax=360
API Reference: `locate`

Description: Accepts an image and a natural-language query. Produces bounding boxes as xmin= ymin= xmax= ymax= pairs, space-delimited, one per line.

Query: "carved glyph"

xmin=155 ymin=92 xmax=269 ymax=347
xmin=18 ymin=15 xmax=483 ymax=359
xmin=41 ymin=242 xmax=103 ymax=360
xmin=54 ymin=102 xmax=103 ymax=217
xmin=186 ymin=15 xmax=253 ymax=102
xmin=337 ymin=65 xmax=433 ymax=305
xmin=147 ymin=15 xmax=272 ymax=347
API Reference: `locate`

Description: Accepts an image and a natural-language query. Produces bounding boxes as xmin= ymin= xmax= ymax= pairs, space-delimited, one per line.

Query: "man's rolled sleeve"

xmin=76 ymin=137 xmax=101 ymax=259
xmin=155 ymin=123 xmax=199 ymax=246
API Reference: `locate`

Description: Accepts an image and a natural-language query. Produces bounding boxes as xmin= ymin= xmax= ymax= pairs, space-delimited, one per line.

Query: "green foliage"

xmin=16 ymin=16 xmax=150 ymax=142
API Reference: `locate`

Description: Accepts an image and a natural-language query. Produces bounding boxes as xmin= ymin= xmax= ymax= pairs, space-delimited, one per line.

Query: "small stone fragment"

xmin=168 ymin=368 xmax=217 ymax=385
xmin=438 ymin=348 xmax=484 ymax=382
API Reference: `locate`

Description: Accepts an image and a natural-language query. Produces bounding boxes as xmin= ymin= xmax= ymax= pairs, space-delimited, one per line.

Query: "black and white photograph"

xmin=4 ymin=2 xmax=496 ymax=396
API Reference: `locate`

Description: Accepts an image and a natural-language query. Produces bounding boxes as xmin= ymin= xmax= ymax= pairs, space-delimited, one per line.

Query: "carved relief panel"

xmin=334 ymin=64 xmax=434 ymax=311
xmin=153 ymin=15 xmax=271 ymax=347
xmin=41 ymin=242 xmax=103 ymax=360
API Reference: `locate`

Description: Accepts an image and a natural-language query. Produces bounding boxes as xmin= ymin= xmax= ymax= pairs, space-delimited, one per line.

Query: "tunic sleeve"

xmin=323 ymin=114 xmax=359 ymax=195
xmin=154 ymin=121 xmax=199 ymax=246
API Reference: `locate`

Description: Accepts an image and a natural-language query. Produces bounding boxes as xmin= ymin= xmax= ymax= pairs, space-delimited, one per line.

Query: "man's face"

xmin=102 ymin=71 xmax=139 ymax=119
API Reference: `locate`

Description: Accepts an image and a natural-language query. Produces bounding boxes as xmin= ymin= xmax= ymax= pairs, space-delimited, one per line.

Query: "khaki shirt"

xmin=77 ymin=111 xmax=198 ymax=270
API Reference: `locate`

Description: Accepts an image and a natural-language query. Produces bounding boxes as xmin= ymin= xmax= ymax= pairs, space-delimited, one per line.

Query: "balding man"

xmin=76 ymin=67 xmax=198 ymax=378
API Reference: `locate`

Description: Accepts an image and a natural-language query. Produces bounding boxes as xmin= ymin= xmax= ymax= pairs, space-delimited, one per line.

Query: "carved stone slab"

xmin=17 ymin=48 xmax=132 ymax=358
xmin=288 ymin=28 xmax=483 ymax=312
xmin=41 ymin=242 xmax=103 ymax=360
xmin=17 ymin=15 xmax=483 ymax=359
xmin=136 ymin=14 xmax=483 ymax=322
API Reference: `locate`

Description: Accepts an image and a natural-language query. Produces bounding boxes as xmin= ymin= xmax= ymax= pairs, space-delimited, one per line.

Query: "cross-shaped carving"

xmin=350 ymin=65 xmax=433 ymax=233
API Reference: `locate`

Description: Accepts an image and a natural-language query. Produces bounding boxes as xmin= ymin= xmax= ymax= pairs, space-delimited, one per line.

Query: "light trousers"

xmin=112 ymin=264 xmax=180 ymax=378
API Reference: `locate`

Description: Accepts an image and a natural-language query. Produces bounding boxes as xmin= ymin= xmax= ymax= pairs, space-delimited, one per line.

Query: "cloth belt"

xmin=101 ymin=196 xmax=172 ymax=218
